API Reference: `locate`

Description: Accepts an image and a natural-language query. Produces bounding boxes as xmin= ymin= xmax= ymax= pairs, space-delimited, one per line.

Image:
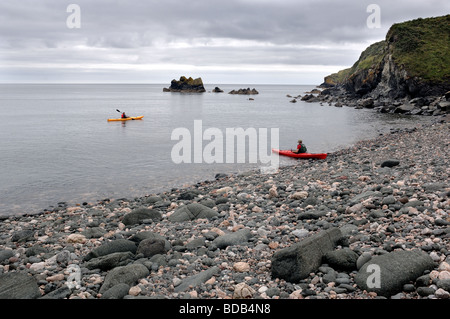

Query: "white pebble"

xmin=438 ymin=262 xmax=450 ymax=272
xmin=439 ymin=271 xmax=450 ymax=280
xmin=429 ymin=252 xmax=441 ymax=262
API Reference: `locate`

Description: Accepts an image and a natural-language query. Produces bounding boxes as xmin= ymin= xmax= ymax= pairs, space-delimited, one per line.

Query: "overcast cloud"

xmin=0 ymin=0 xmax=448 ymax=84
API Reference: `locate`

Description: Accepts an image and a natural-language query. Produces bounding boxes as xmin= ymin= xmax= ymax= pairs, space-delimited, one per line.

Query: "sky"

xmin=0 ymin=0 xmax=448 ymax=84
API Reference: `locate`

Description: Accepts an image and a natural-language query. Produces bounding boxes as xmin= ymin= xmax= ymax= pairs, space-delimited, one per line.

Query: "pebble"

xmin=439 ymin=271 xmax=450 ymax=280
xmin=129 ymin=286 xmax=141 ymax=296
xmin=435 ymin=288 xmax=450 ymax=299
xmin=292 ymin=229 xmax=309 ymax=238
xmin=66 ymin=234 xmax=87 ymax=244
xmin=46 ymin=274 xmax=65 ymax=282
xmin=0 ymin=121 xmax=448 ymax=300
xmin=233 ymin=262 xmax=251 ymax=272
xmin=439 ymin=262 xmax=450 ymax=272
xmin=233 ymin=283 xmax=255 ymax=299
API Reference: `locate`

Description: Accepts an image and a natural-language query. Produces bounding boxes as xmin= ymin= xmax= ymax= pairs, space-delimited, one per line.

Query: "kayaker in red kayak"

xmin=292 ymin=139 xmax=307 ymax=154
xmin=121 ymin=112 xmax=128 ymax=119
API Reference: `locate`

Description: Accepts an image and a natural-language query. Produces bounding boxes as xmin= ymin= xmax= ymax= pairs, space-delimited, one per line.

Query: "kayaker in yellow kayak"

xmin=121 ymin=112 xmax=128 ymax=119
xmin=292 ymin=139 xmax=307 ymax=154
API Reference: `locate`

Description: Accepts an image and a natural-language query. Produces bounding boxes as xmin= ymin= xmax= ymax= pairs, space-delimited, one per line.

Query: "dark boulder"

xmin=212 ymin=228 xmax=252 ymax=249
xmin=84 ymin=252 xmax=134 ymax=271
xmin=122 ymin=208 xmax=162 ymax=226
xmin=323 ymin=248 xmax=359 ymax=271
xmin=0 ymin=272 xmax=41 ymax=299
xmin=168 ymin=203 xmax=218 ymax=222
xmin=355 ymin=250 xmax=435 ymax=297
xmin=380 ymin=159 xmax=400 ymax=168
xmin=99 ymin=264 xmax=150 ymax=294
xmin=84 ymin=239 xmax=137 ymax=261
xmin=271 ymin=228 xmax=343 ymax=283
xmin=136 ymin=238 xmax=167 ymax=258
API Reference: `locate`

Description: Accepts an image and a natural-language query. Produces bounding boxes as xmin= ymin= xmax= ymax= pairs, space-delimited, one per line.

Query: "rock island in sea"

xmin=163 ymin=76 xmax=206 ymax=93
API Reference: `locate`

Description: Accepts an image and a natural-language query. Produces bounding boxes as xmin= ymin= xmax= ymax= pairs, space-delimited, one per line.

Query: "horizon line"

xmin=0 ymin=82 xmax=321 ymax=86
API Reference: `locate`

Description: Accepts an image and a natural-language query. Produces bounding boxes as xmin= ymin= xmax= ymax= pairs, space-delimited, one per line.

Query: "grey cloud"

xmin=0 ymin=0 xmax=448 ymax=83
xmin=3 ymin=0 xmax=447 ymax=47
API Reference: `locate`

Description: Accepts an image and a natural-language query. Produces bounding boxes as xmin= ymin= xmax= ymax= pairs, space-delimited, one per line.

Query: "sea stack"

xmin=228 ymin=88 xmax=259 ymax=95
xmin=163 ymin=76 xmax=206 ymax=93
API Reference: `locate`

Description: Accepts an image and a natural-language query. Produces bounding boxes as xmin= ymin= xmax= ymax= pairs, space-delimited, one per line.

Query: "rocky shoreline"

xmin=1 ymin=118 xmax=449 ymax=300
xmin=296 ymin=86 xmax=450 ymax=117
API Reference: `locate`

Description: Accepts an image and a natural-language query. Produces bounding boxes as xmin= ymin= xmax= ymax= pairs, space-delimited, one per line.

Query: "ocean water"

xmin=0 ymin=84 xmax=426 ymax=216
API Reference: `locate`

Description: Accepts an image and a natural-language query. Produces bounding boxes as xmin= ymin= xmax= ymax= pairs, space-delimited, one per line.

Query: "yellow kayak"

xmin=107 ymin=116 xmax=144 ymax=122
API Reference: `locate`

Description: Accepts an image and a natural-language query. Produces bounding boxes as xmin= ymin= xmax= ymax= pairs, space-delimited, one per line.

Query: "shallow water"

xmin=0 ymin=84 xmax=428 ymax=216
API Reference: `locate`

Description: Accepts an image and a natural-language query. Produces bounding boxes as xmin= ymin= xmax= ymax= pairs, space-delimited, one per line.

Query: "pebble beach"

xmin=1 ymin=117 xmax=449 ymax=300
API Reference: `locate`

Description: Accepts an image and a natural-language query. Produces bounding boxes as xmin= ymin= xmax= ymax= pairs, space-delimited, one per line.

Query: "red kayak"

xmin=272 ymin=149 xmax=327 ymax=160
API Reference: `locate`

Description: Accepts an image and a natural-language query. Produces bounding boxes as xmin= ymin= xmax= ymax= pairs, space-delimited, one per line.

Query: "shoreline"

xmin=0 ymin=117 xmax=449 ymax=300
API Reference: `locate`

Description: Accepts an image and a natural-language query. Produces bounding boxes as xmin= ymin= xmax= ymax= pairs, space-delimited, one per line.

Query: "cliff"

xmin=321 ymin=15 xmax=450 ymax=101
xmin=163 ymin=76 xmax=206 ymax=93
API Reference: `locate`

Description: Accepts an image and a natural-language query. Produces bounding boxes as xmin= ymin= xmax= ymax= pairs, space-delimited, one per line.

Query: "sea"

xmin=0 ymin=84 xmax=429 ymax=216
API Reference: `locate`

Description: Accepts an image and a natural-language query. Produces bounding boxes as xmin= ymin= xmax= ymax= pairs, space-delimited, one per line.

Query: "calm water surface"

xmin=0 ymin=84 xmax=428 ymax=216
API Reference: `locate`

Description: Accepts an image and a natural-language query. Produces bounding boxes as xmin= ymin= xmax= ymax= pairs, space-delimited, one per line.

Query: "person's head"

xmin=298 ymin=139 xmax=302 ymax=144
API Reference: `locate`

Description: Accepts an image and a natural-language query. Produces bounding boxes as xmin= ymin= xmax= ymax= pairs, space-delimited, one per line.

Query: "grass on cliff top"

xmin=387 ymin=14 xmax=450 ymax=83
xmin=325 ymin=14 xmax=450 ymax=85
xmin=325 ymin=41 xmax=385 ymax=84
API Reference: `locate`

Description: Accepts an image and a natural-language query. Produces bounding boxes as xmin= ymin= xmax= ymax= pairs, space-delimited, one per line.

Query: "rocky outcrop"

xmin=163 ymin=76 xmax=206 ymax=93
xmin=229 ymin=88 xmax=259 ymax=95
xmin=318 ymin=15 xmax=450 ymax=116
xmin=212 ymin=87 xmax=224 ymax=93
